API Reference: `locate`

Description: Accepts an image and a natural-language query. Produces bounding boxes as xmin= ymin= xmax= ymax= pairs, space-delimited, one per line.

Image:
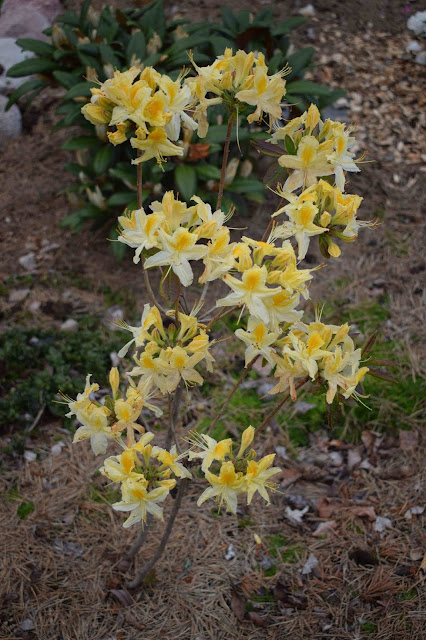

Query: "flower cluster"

xmin=270 ymin=318 xmax=369 ymax=404
xmin=118 ymin=304 xmax=214 ymax=394
xmin=187 ymin=426 xmax=282 ymax=513
xmin=82 ymin=66 xmax=197 ymax=165
xmin=269 ymin=104 xmax=361 ymax=192
xmin=117 ymin=190 xmax=233 ymax=285
xmin=101 ymin=433 xmax=191 ymax=528
xmin=272 ymin=178 xmax=377 ymax=260
xmin=63 ymin=368 xmax=161 ymax=455
xmin=188 ymin=48 xmax=288 ymax=135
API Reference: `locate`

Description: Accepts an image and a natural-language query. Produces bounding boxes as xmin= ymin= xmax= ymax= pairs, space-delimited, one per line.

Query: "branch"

xmin=257 ymin=377 xmax=310 ymax=433
xmin=216 ymin=111 xmax=235 ymax=211
xmin=127 ymin=478 xmax=190 ymax=591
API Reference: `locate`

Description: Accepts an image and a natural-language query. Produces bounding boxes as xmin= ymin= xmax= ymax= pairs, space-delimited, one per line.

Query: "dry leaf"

xmin=347 ymin=447 xmax=362 ymax=470
xmin=419 ymin=552 xmax=426 ymax=572
xmin=248 ymin=611 xmax=268 ymax=627
xmin=285 ymin=505 xmax=309 ymax=523
xmin=302 ymin=553 xmax=319 ymax=575
xmin=316 ymin=496 xmax=337 ymax=519
xmin=374 ymin=516 xmax=392 ymax=533
xmin=230 ymin=587 xmax=246 ymax=622
xmin=279 ymin=468 xmax=302 ymax=488
xmin=313 ymin=520 xmax=337 ymax=537
xmin=353 ymin=506 xmax=377 ymax=521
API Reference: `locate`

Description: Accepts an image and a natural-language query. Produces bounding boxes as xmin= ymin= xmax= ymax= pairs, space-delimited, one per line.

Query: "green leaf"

xmin=5 ymin=78 xmax=46 ymax=110
xmin=171 ymin=52 xmax=210 ymax=67
xmin=99 ymin=42 xmax=121 ymax=67
xmin=56 ymin=10 xmax=80 ymax=26
xmin=107 ymin=192 xmax=136 ymax=207
xmin=15 ymin=38 xmax=54 ymax=56
xmin=143 ymin=0 xmax=166 ymax=40
xmin=195 ymin=164 xmax=221 ymax=181
xmin=53 ymin=71 xmax=82 ymax=89
xmin=205 ymin=124 xmax=250 ymax=144
xmin=61 ymin=206 xmax=102 ymax=231
xmin=79 ymin=0 xmax=92 ymax=28
xmin=109 ymin=166 xmax=137 ymax=185
xmin=284 ymin=135 xmax=296 ymax=155
xmin=6 ymin=58 xmax=58 ymax=78
xmin=109 ymin=227 xmax=127 ymax=260
xmin=271 ymin=17 xmax=306 ymax=36
xmin=64 ymin=81 xmax=97 ymax=100
xmin=175 ymin=164 xmax=197 ymax=202
xmin=61 ymin=136 xmax=99 ymax=151
xmin=93 ymin=146 xmax=113 ymax=175
xmin=126 ymin=31 xmax=146 ymax=64
xmin=17 ymin=501 xmax=35 ymax=520
xmin=286 ymin=80 xmax=334 ymax=97
xmin=227 ymin=177 xmax=264 ymax=194
xmin=286 ymin=47 xmax=314 ymax=78
xmin=220 ymin=6 xmax=238 ymax=33
xmin=165 ymin=33 xmax=209 ymax=58
xmin=210 ymin=35 xmax=233 ymax=57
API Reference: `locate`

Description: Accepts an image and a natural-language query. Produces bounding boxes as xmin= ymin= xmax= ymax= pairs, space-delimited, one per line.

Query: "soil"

xmin=1 ymin=1 xmax=425 ymax=639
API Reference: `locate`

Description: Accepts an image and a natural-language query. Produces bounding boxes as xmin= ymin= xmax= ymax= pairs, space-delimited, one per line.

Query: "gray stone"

xmin=0 ymin=0 xmax=61 ymax=39
xmin=298 ymin=4 xmax=315 ymax=17
xmin=0 ymin=38 xmax=34 ymax=93
xmin=19 ymin=251 xmax=36 ymax=271
xmin=293 ymin=401 xmax=316 ymax=414
xmin=60 ymin=318 xmax=78 ymax=333
xmin=0 ymin=93 xmax=22 ymax=146
xmin=415 ymin=51 xmax=426 ymax=66
xmin=322 ymin=105 xmax=350 ymax=123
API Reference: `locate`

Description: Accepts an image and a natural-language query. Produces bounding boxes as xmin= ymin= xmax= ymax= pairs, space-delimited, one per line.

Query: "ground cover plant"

xmin=53 ymin=39 xmax=395 ymax=593
xmin=6 ymin=0 xmax=343 ymax=254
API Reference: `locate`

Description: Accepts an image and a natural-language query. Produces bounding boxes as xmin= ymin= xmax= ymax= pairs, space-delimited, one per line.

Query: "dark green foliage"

xmin=0 ymin=317 xmax=123 ymax=430
xmin=6 ymin=0 xmax=342 ymax=250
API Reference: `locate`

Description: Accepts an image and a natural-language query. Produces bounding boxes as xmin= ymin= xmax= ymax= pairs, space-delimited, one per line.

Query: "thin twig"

xmin=127 ymin=478 xmax=190 ymax=591
xmin=136 ymin=160 xmax=143 ymax=209
xmin=216 ymin=112 xmax=235 ymax=211
xmin=207 ymin=356 xmax=259 ymax=435
xmin=204 ymin=305 xmax=239 ymax=332
xmin=257 ymin=377 xmax=309 ymax=433
xmin=141 ymin=255 xmax=168 ymax=316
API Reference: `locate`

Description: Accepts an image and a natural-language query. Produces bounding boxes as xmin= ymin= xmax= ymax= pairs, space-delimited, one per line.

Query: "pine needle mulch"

xmin=1 ymin=424 xmax=425 ymax=640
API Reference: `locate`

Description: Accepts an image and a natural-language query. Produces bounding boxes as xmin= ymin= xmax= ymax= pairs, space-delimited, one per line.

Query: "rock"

xmin=306 ymin=27 xmax=316 ymax=41
xmin=298 ymin=4 xmax=315 ymax=17
xmin=0 ymin=94 xmax=22 ymax=147
xmin=257 ymin=381 xmax=275 ymax=399
xmin=60 ymin=318 xmax=78 ymax=333
xmin=0 ymin=0 xmax=61 ymax=39
xmin=0 ymin=38 xmax=33 ymax=93
xmin=322 ymin=104 xmax=349 ymax=123
xmin=29 ymin=299 xmax=41 ymax=313
xmin=18 ymin=619 xmax=35 ymax=631
xmin=8 ymin=288 xmax=30 ymax=303
xmin=406 ymin=40 xmax=423 ymax=54
xmin=293 ymin=401 xmax=316 ymax=414
xmin=51 ymin=441 xmax=65 ymax=456
xmin=24 ymin=450 xmax=37 ymax=462
xmin=415 ymin=51 xmax=426 ymax=66
xmin=104 ymin=305 xmax=124 ymax=329
xmin=407 ymin=11 xmax=426 ymax=37
xmin=110 ymin=351 xmax=120 ymax=367
xmin=18 ymin=251 xmax=36 ymax=271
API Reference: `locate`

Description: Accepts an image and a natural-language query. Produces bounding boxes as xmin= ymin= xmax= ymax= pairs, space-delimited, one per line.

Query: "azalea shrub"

xmin=60 ymin=47 xmax=384 ymax=587
xmin=6 ymin=0 xmax=344 ymax=253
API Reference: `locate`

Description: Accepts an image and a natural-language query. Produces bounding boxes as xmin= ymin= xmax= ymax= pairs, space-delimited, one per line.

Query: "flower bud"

xmin=237 ymin=426 xmax=255 ymax=458
xmin=328 ymin=240 xmax=341 ymax=258
xmin=109 ymin=367 xmax=120 ymax=397
xmin=81 ymin=103 xmax=111 ymax=125
xmin=320 ymin=211 xmax=331 ymax=227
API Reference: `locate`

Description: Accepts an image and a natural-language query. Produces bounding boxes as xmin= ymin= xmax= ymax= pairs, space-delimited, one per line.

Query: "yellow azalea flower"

xmin=197 ymin=461 xmax=245 ymax=514
xmin=149 ymin=190 xmax=195 ymax=233
xmin=160 ymin=75 xmax=198 ymax=141
xmin=107 ymin=121 xmax=129 ymax=146
xmin=265 ymin=289 xmax=303 ymax=330
xmin=143 ymin=91 xmax=172 ymax=127
xmin=81 ymin=102 xmax=112 ymax=125
xmin=100 ymin=448 xmax=149 ymax=483
xmin=322 ymin=344 xmax=369 ymax=404
xmin=232 ymin=242 xmax=253 ymax=272
xmin=72 ymin=404 xmax=112 ymax=455
xmin=117 ymin=303 xmax=163 ymax=357
xmin=117 ymin=207 xmax=164 ymax=264
xmin=326 ymin=129 xmax=360 ymax=191
xmin=278 ymin=136 xmax=334 ymax=192
xmin=101 ymin=67 xmax=152 ymax=130
xmin=269 ymin=352 xmax=307 ymax=400
xmin=273 ymin=199 xmax=327 ymax=261
xmin=131 ymin=127 xmax=184 ymax=166
xmin=112 ymin=480 xmax=170 ymax=527
xmin=168 ymin=346 xmax=205 ymax=388
xmin=217 ymin=265 xmax=281 ymax=325
xmin=144 ymin=227 xmax=208 ymax=287
xmin=235 ymin=318 xmax=279 ymax=366
xmin=245 ymin=454 xmax=281 ymax=504
xmin=151 ymin=445 xmax=192 ymax=479
xmin=199 ymin=227 xmax=235 ymax=284
xmin=187 ymin=432 xmax=233 ymax=472
xmin=236 ymin=65 xmax=287 ymax=129
xmin=282 ymin=329 xmax=331 ymax=380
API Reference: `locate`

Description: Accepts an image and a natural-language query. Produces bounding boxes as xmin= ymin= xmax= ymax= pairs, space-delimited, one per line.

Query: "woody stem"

xmin=127 ymin=478 xmax=189 ymax=591
xmin=216 ymin=111 xmax=235 ymax=211
xmin=207 ymin=356 xmax=259 ymax=436
xmin=257 ymin=377 xmax=310 ymax=433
